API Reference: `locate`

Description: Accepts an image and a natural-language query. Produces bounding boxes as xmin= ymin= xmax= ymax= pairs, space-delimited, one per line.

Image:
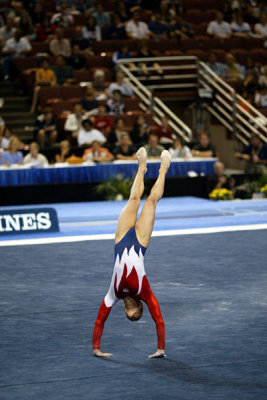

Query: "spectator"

xmin=80 ymin=86 xmax=99 ymax=112
xmin=144 ymin=133 xmax=165 ymax=158
xmin=71 ymin=26 xmax=91 ymax=53
xmin=223 ymin=52 xmax=245 ymax=83
xmin=254 ymin=13 xmax=267 ymax=47
xmin=104 ymin=13 xmax=126 ymax=40
xmin=0 ymin=117 xmax=5 ymax=138
xmin=92 ymin=3 xmax=110 ymax=28
xmin=235 ymin=134 xmax=267 ymax=173
xmin=126 ymin=10 xmax=151 ymax=40
xmin=36 ymin=15 xmax=56 ymax=42
xmin=31 ymin=2 xmax=44 ymax=25
xmin=93 ymin=105 xmax=112 ymax=137
xmin=148 ymin=10 xmax=168 ymax=40
xmin=0 ymin=126 xmax=13 ymax=149
xmin=0 ymin=136 xmax=23 ymax=166
xmin=206 ymin=52 xmax=227 ymax=78
xmin=112 ymin=44 xmax=135 ymax=70
xmin=2 ymin=29 xmax=32 ymax=80
xmin=192 ymin=132 xmax=217 ymax=158
xmin=136 ymin=41 xmax=163 ymax=76
xmin=92 ymin=69 xmax=109 ymax=98
xmin=64 ymin=103 xmax=84 ymax=141
xmin=258 ymin=65 xmax=267 ymax=87
xmin=106 ymin=90 xmax=125 ymax=115
xmin=255 ymin=86 xmax=267 ymax=107
xmin=207 ymin=11 xmax=232 ymax=39
xmin=168 ymin=14 xmax=194 ymax=39
xmin=49 ymin=27 xmax=71 ymax=57
xmin=243 ymin=69 xmax=259 ymax=97
xmin=24 ymin=142 xmax=49 ymax=166
xmin=117 ymin=0 xmax=130 ymax=23
xmin=82 ymin=15 xmax=101 ymax=42
xmin=77 ymin=119 xmax=106 ymax=146
xmin=108 ymin=71 xmax=133 ymax=97
xmin=230 ymin=13 xmax=252 ymax=37
xmin=154 ymin=116 xmax=173 ymax=143
xmin=206 ymin=161 xmax=235 ymax=195
xmin=130 ymin=114 xmax=150 ymax=147
xmin=51 ymin=3 xmax=74 ymax=27
xmin=169 ymin=136 xmax=192 ymax=158
xmin=108 ymin=117 xmax=128 ymax=148
xmin=68 ymin=44 xmax=87 ymax=70
xmin=51 ymin=55 xmax=75 ymax=85
xmin=113 ymin=132 xmax=136 ymax=160
xmin=30 ymin=57 xmax=57 ymax=113
xmin=82 ymin=140 xmax=114 ymax=162
xmin=0 ymin=16 xmax=16 ymax=45
xmin=34 ymin=108 xmax=58 ymax=147
xmin=17 ymin=10 xmax=35 ymax=40
xmin=55 ymin=140 xmax=73 ymax=162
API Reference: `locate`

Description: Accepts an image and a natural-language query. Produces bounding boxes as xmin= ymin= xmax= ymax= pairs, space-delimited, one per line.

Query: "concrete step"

xmin=12 ymin=128 xmax=34 ymax=142
xmin=1 ymin=111 xmax=34 ymax=120
xmin=2 ymin=96 xmax=29 ymax=105
xmin=1 ymin=103 xmax=30 ymax=112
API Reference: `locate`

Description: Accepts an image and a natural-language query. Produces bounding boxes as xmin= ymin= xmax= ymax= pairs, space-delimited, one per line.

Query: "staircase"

xmin=0 ymin=81 xmax=35 ymax=144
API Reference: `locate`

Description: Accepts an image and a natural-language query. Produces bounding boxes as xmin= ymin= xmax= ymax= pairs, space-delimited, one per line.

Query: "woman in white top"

xmin=24 ymin=142 xmax=48 ymax=166
xmin=169 ymin=137 xmax=192 ymax=159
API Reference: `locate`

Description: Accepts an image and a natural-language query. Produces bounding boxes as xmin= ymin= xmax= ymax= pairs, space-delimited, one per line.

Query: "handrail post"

xmin=232 ymin=91 xmax=237 ymax=139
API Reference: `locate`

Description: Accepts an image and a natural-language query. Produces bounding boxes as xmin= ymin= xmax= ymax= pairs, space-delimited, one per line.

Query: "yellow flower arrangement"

xmin=260 ymin=184 xmax=267 ymax=198
xmin=209 ymin=188 xmax=233 ymax=200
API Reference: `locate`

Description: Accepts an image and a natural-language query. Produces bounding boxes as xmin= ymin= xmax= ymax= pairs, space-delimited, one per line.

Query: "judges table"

xmin=0 ymin=158 xmax=217 ymax=186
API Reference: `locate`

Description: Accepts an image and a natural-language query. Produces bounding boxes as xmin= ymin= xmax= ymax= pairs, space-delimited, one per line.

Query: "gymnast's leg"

xmin=135 ymin=150 xmax=171 ymax=248
xmin=115 ymin=148 xmax=147 ymax=244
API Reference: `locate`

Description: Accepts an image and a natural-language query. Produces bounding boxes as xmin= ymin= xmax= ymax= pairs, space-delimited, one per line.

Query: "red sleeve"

xmin=92 ymin=300 xmax=112 ymax=350
xmin=140 ymin=277 xmax=165 ymax=350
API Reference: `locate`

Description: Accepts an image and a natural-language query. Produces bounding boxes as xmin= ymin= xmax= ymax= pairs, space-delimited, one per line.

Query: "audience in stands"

xmin=192 ymin=132 xmax=217 ymax=158
xmin=206 ymin=52 xmax=227 ymax=78
xmin=0 ymin=117 xmax=5 ymax=138
xmin=80 ymin=86 xmax=99 ymax=112
xmin=0 ymin=136 xmax=23 ymax=166
xmin=108 ymin=71 xmax=133 ymax=97
xmin=113 ymin=132 xmax=136 ymax=160
xmin=92 ymin=69 xmax=108 ymax=98
xmin=255 ymin=85 xmax=267 ymax=107
xmin=64 ymin=104 xmax=84 ymax=142
xmin=77 ymin=119 xmax=106 ymax=147
xmin=106 ymin=90 xmax=125 ymax=115
xmin=93 ymin=105 xmax=112 ymax=138
xmin=207 ymin=11 xmax=232 ymax=38
xmin=206 ymin=161 xmax=235 ymax=195
xmin=136 ymin=41 xmax=163 ymax=76
xmin=112 ymin=44 xmax=135 ymax=69
xmin=126 ymin=10 xmax=151 ymax=40
xmin=169 ymin=136 xmax=192 ymax=159
xmin=258 ymin=65 xmax=267 ymax=86
xmin=223 ymin=52 xmax=246 ymax=84
xmin=17 ymin=10 xmax=35 ymax=40
xmin=30 ymin=57 xmax=57 ymax=113
xmin=168 ymin=14 xmax=194 ymax=39
xmin=51 ymin=3 xmax=74 ymax=27
xmin=144 ymin=133 xmax=165 ymax=158
xmin=130 ymin=114 xmax=150 ymax=148
xmin=148 ymin=10 xmax=168 ymax=40
xmin=0 ymin=16 xmax=16 ymax=45
xmin=49 ymin=27 xmax=71 ymax=57
xmin=55 ymin=139 xmax=73 ymax=163
xmin=235 ymin=134 xmax=267 ymax=173
xmin=92 ymin=3 xmax=111 ymax=28
xmin=108 ymin=117 xmax=128 ymax=148
xmin=154 ymin=116 xmax=173 ymax=144
xmin=36 ymin=15 xmax=56 ymax=42
xmin=24 ymin=142 xmax=48 ymax=166
xmin=82 ymin=15 xmax=101 ymax=42
xmin=254 ymin=13 xmax=267 ymax=46
xmin=0 ymin=126 xmax=13 ymax=149
xmin=104 ymin=13 xmax=127 ymax=40
xmin=117 ymin=1 xmax=130 ymax=23
xmin=51 ymin=55 xmax=75 ymax=85
xmin=231 ymin=12 xmax=252 ymax=37
xmin=68 ymin=44 xmax=87 ymax=70
xmin=82 ymin=140 xmax=114 ymax=162
xmin=71 ymin=26 xmax=91 ymax=55
xmin=34 ymin=108 xmax=58 ymax=147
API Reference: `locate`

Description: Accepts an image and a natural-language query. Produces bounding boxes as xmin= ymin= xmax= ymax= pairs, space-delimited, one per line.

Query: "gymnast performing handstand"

xmin=92 ymin=147 xmax=171 ymax=358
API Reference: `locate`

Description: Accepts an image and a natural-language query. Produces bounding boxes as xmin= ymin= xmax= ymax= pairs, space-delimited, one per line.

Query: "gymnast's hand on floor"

xmin=93 ymin=349 xmax=113 ymax=357
xmin=148 ymin=349 xmax=166 ymax=359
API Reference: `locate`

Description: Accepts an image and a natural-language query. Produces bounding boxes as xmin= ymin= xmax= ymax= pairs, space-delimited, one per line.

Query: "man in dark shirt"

xmin=51 ymin=55 xmax=75 ymax=85
xmin=192 ymin=132 xmax=217 ymax=158
xmin=113 ymin=133 xmax=136 ymax=160
xmin=80 ymin=86 xmax=99 ymax=112
xmin=235 ymin=134 xmax=267 ymax=174
xmin=206 ymin=161 xmax=235 ymax=196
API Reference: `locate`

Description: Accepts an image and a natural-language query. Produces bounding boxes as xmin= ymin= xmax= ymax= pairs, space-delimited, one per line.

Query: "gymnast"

xmin=92 ymin=146 xmax=171 ymax=358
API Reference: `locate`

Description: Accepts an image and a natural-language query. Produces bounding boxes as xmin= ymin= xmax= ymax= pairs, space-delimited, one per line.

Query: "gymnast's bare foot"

xmin=136 ymin=147 xmax=147 ymax=172
xmin=160 ymin=150 xmax=171 ymax=171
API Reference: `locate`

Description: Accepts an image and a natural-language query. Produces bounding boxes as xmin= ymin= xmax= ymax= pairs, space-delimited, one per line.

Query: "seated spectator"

xmin=206 ymin=52 xmax=227 ymax=78
xmin=154 ymin=116 xmax=173 ymax=144
xmin=117 ymin=0 xmax=130 ymax=23
xmin=192 ymin=132 xmax=217 ymax=158
xmin=68 ymin=44 xmax=87 ymax=70
xmin=108 ymin=71 xmax=133 ymax=97
xmin=0 ymin=136 xmax=23 ymax=166
xmin=17 ymin=10 xmax=35 ymax=40
xmin=223 ymin=52 xmax=245 ymax=83
xmin=168 ymin=14 xmax=194 ymax=39
xmin=255 ymin=86 xmax=267 ymax=107
xmin=112 ymin=44 xmax=135 ymax=70
xmin=235 ymin=134 xmax=267 ymax=174
xmin=207 ymin=11 xmax=232 ymax=39
xmin=108 ymin=117 xmax=128 ymax=148
xmin=243 ymin=69 xmax=260 ymax=97
xmin=64 ymin=103 xmax=84 ymax=141
xmin=0 ymin=126 xmax=13 ymax=149
xmin=144 ymin=133 xmax=165 ymax=158
xmin=31 ymin=2 xmax=45 ymax=25
xmin=51 ymin=3 xmax=74 ymax=27
xmin=104 ymin=13 xmax=126 ymax=40
xmin=55 ymin=140 xmax=72 ymax=162
xmin=80 ymin=86 xmax=99 ymax=112
xmin=49 ymin=28 xmax=71 ymax=58
xmin=24 ymin=142 xmax=49 ymax=166
xmin=92 ymin=3 xmax=110 ymax=28
xmin=206 ymin=161 xmax=235 ymax=195
xmin=259 ymin=65 xmax=267 ymax=87
xmin=30 ymin=57 xmax=57 ymax=113
xmin=78 ymin=119 xmax=106 ymax=147
xmin=254 ymin=13 xmax=267 ymax=46
xmin=230 ymin=13 xmax=252 ymax=37
xmin=82 ymin=140 xmax=114 ymax=162
xmin=169 ymin=137 xmax=192 ymax=158
xmin=36 ymin=15 xmax=56 ymax=42
xmin=34 ymin=108 xmax=58 ymax=147
xmin=113 ymin=133 xmax=136 ymax=160
xmin=82 ymin=15 xmax=101 ymax=42
xmin=2 ymin=29 xmax=32 ymax=80
xmin=0 ymin=16 xmax=16 ymax=46
xmin=93 ymin=105 xmax=112 ymax=137
xmin=126 ymin=10 xmax=151 ymax=40
xmin=130 ymin=114 xmax=150 ymax=148
xmin=148 ymin=10 xmax=168 ymax=40
xmin=106 ymin=90 xmax=125 ymax=115
xmin=136 ymin=41 xmax=163 ymax=76
xmin=71 ymin=26 xmax=91 ymax=54
xmin=51 ymin=55 xmax=75 ymax=86
xmin=92 ymin=69 xmax=109 ymax=98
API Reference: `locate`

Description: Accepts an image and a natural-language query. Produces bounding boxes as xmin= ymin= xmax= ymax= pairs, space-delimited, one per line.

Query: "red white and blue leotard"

xmin=92 ymin=228 xmax=165 ymax=350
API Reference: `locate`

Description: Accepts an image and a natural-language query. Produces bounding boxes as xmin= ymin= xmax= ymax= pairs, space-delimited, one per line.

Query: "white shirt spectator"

xmin=207 ymin=20 xmax=231 ymax=38
xmin=24 ymin=153 xmax=48 ymax=166
xmin=64 ymin=113 xmax=82 ymax=132
xmin=82 ymin=25 xmax=101 ymax=41
xmin=169 ymin=146 xmax=192 ymax=159
xmin=231 ymin=21 xmax=251 ymax=34
xmin=0 ymin=26 xmax=16 ymax=41
xmin=108 ymin=82 xmax=133 ymax=97
xmin=3 ymin=36 xmax=31 ymax=57
xmin=255 ymin=91 xmax=267 ymax=107
xmin=78 ymin=127 xmax=106 ymax=146
xmin=51 ymin=13 xmax=73 ymax=27
xmin=126 ymin=20 xmax=150 ymax=39
xmin=255 ymin=21 xmax=267 ymax=37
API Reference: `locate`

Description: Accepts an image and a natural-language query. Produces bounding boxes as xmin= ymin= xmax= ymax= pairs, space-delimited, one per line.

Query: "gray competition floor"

xmin=0 ymin=197 xmax=267 ymax=399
